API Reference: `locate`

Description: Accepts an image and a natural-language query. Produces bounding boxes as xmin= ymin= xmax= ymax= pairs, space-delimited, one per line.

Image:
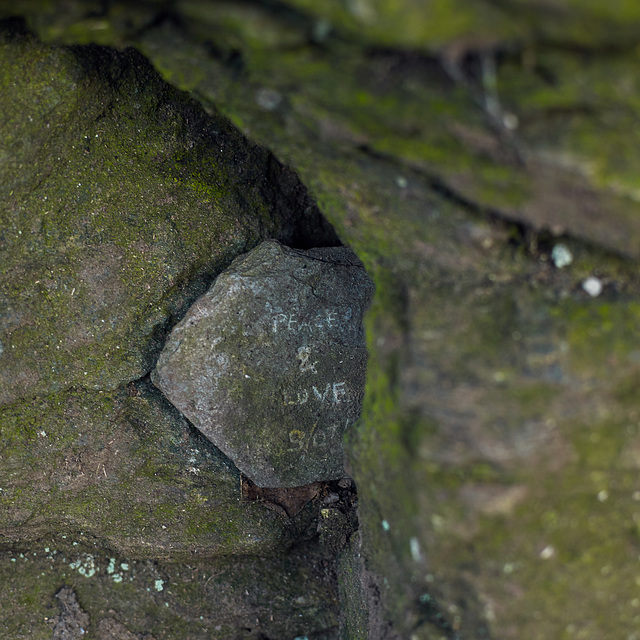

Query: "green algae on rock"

xmin=0 ymin=380 xmax=300 ymax=557
xmin=0 ymin=537 xmax=339 ymax=639
xmin=0 ymin=24 xmax=344 ymax=559
xmin=0 ymin=23 xmax=337 ymax=407
xmin=152 ymin=240 xmax=374 ymax=488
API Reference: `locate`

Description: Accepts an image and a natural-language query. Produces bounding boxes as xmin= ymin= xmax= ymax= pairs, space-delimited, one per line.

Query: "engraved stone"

xmin=152 ymin=240 xmax=374 ymax=487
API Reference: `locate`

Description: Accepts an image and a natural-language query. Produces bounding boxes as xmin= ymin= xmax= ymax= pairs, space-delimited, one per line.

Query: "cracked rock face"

xmin=152 ymin=240 xmax=374 ymax=487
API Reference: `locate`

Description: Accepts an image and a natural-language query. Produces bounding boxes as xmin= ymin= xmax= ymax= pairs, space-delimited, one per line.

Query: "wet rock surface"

xmin=152 ymin=240 xmax=374 ymax=487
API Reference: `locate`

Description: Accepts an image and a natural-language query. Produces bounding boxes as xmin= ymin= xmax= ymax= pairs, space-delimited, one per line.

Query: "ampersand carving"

xmin=296 ymin=345 xmax=318 ymax=373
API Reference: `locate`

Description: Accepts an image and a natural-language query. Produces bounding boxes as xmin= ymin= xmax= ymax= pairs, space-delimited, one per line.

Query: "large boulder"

xmin=0 ymin=22 xmax=337 ymax=407
xmin=0 ymin=24 xmax=337 ymax=558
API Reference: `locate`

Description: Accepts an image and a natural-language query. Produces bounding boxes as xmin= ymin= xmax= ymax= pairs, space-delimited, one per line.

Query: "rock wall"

xmin=0 ymin=22 xmax=342 ymax=639
xmin=3 ymin=3 xmax=640 ymax=639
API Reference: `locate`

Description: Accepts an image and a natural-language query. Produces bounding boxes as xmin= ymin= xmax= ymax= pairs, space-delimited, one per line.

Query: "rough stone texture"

xmin=337 ymin=532 xmax=388 ymax=640
xmin=0 ymin=20 xmax=338 ymax=407
xmin=0 ymin=378 xmax=309 ymax=557
xmin=153 ymin=240 xmax=373 ymax=487
xmin=123 ymin=5 xmax=640 ymax=638
xmin=0 ymin=19 xmax=345 ymax=572
xmin=0 ymin=22 xmax=343 ymax=636
xmin=53 ymin=587 xmax=89 ymax=640
xmin=1 ymin=538 xmax=339 ymax=640
xmin=6 ymin=2 xmax=640 ymax=639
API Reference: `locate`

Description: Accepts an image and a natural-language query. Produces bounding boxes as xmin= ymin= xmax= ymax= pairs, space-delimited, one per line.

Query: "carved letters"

xmin=152 ymin=240 xmax=373 ymax=487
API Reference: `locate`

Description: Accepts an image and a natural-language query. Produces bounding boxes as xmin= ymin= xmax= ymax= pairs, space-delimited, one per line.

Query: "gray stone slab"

xmin=152 ymin=240 xmax=373 ymax=487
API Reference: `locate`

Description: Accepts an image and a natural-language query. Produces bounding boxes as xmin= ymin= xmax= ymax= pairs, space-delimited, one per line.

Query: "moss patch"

xmin=0 ymin=26 xmax=336 ymax=407
xmin=0 ymin=537 xmax=339 ymax=639
xmin=0 ymin=380 xmax=299 ymax=557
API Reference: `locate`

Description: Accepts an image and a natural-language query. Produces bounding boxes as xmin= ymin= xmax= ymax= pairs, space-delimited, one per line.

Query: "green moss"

xmin=553 ymin=299 xmax=640 ymax=377
xmin=0 ymin=382 xmax=295 ymax=558
xmin=0 ymin=535 xmax=339 ymax=639
xmin=449 ymin=410 xmax=640 ymax=638
xmin=500 ymin=45 xmax=640 ymax=205
xmin=0 ymin=32 xmax=316 ymax=406
xmin=284 ymin=0 xmax=522 ymax=50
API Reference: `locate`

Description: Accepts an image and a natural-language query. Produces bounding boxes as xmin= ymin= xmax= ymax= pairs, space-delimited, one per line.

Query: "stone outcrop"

xmin=0 ymin=25 xmax=338 ymax=556
xmin=4 ymin=3 xmax=640 ymax=639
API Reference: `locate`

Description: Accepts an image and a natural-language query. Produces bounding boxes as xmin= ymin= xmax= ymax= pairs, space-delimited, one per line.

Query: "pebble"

xmin=582 ymin=276 xmax=603 ymax=297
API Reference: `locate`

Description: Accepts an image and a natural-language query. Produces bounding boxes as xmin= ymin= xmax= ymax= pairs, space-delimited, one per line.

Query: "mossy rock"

xmin=285 ymin=0 xmax=640 ymax=49
xmin=0 ymin=24 xmax=340 ymax=557
xmin=0 ymin=23 xmax=336 ymax=406
xmin=0 ymin=538 xmax=339 ymax=639
xmin=0 ymin=379 xmax=309 ymax=557
xmin=6 ymin=4 xmax=640 ymax=639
